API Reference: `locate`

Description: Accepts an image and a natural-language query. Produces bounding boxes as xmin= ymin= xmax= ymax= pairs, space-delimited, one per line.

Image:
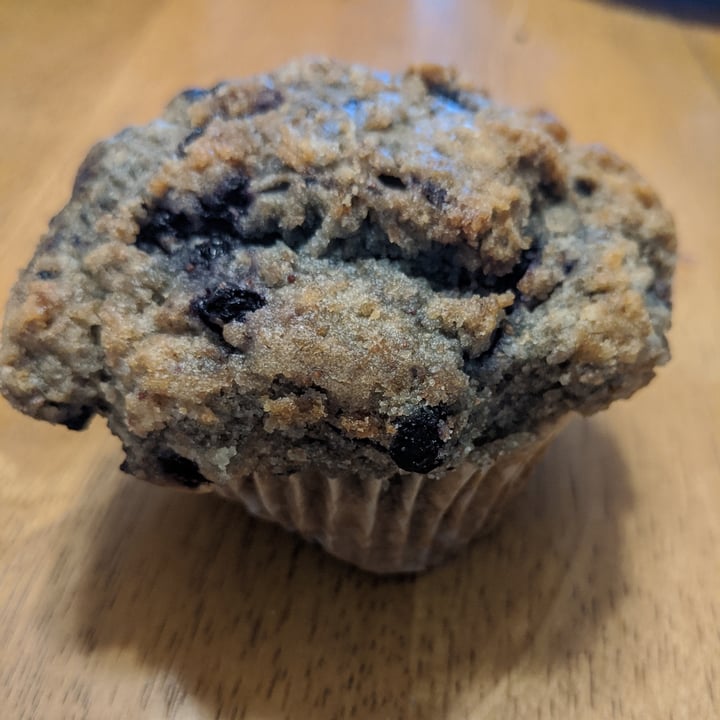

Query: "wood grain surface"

xmin=1 ymin=1 xmax=719 ymax=718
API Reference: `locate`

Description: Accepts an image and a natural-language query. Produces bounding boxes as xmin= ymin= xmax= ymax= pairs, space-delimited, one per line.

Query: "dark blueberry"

xmin=389 ymin=407 xmax=447 ymax=474
xmin=36 ymin=270 xmax=57 ymax=280
xmin=574 ymin=177 xmax=597 ymax=197
xmin=157 ymin=450 xmax=208 ymax=488
xmin=377 ymin=174 xmax=407 ymax=190
xmin=200 ymin=174 xmax=253 ymax=219
xmin=179 ymin=88 xmax=209 ymax=103
xmin=421 ymin=180 xmax=448 ymax=207
xmin=135 ymin=174 xmax=253 ymax=253
xmin=191 ymin=283 xmax=266 ymax=332
xmin=136 ymin=206 xmax=194 ymax=253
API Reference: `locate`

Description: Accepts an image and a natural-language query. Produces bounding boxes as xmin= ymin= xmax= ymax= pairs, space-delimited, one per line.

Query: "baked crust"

xmin=0 ymin=58 xmax=675 ymax=491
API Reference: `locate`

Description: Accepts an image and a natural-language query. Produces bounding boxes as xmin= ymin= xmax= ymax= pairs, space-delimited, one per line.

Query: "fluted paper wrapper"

xmin=219 ymin=423 xmax=563 ymax=574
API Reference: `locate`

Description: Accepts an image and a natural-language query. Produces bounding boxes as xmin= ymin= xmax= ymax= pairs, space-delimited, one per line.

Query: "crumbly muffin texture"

xmin=0 ymin=59 xmax=674 ymax=493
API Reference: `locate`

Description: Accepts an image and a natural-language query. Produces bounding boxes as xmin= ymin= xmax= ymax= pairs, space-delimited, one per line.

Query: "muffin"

xmin=0 ymin=59 xmax=674 ymax=573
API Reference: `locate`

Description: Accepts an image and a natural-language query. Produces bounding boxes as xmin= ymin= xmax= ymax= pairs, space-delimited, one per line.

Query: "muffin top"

xmin=0 ymin=59 xmax=675 ymax=486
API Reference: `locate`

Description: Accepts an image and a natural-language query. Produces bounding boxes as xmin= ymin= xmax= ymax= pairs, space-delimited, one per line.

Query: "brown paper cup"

xmin=218 ymin=422 xmax=564 ymax=574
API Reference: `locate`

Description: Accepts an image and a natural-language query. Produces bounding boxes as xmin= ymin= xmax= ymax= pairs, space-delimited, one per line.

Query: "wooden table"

xmin=1 ymin=1 xmax=719 ymax=718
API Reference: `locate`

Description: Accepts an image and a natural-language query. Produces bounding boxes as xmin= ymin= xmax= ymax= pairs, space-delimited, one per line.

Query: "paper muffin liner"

xmin=218 ymin=421 xmax=565 ymax=574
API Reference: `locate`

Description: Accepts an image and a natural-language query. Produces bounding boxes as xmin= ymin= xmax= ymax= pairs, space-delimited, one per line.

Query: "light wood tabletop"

xmin=1 ymin=1 xmax=719 ymax=718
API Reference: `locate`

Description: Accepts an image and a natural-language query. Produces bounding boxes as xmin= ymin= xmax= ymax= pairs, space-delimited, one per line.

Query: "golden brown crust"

xmin=0 ymin=58 xmax=674 ymax=495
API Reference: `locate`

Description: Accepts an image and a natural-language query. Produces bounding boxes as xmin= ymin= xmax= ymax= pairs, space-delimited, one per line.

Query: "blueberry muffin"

xmin=0 ymin=59 xmax=675 ymax=572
